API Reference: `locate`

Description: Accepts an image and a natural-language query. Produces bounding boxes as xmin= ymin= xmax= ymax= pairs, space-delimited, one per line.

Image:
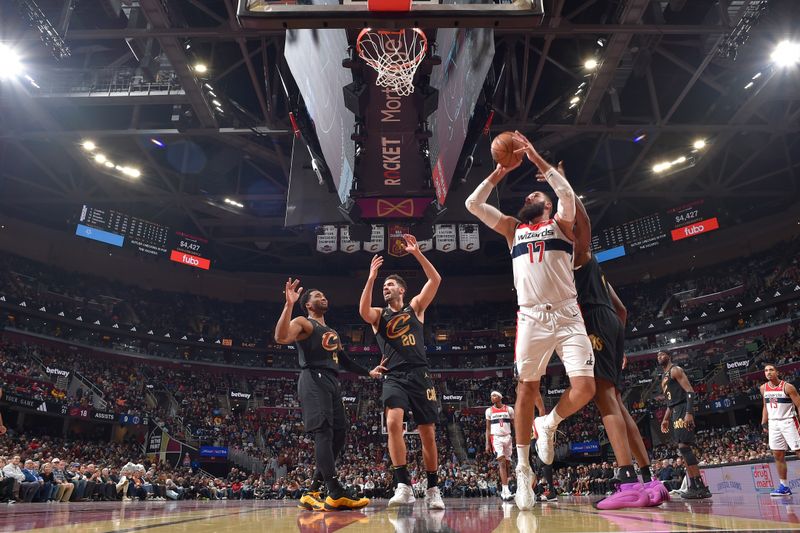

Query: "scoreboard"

xmin=76 ymin=206 xmax=211 ymax=270
xmin=592 ymin=200 xmax=720 ymax=263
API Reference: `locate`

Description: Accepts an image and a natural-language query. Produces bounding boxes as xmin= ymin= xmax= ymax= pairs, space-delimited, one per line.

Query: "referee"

xmin=274 ymin=279 xmax=387 ymax=511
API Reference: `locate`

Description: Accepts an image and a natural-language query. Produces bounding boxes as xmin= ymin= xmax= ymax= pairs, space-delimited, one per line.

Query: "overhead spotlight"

xmin=633 ymin=133 xmax=647 ymax=143
xmin=692 ymin=139 xmax=706 ymax=150
xmin=194 ymin=63 xmax=208 ymax=74
xmin=208 ymin=91 xmax=217 ymax=98
xmin=104 ymin=161 xmax=115 ymax=168
xmin=82 ymin=140 xmax=96 ymax=151
xmin=150 ymin=138 xmax=165 ymax=147
xmin=752 ymin=72 xmax=762 ymax=80
xmin=669 ymin=338 xmax=677 ymax=344
xmin=94 ymin=153 xmax=107 ymax=164
xmin=652 ymin=162 xmax=670 ymax=173
xmin=124 ymin=167 xmax=142 ymax=178
xmin=596 ymin=38 xmax=607 ymax=48
xmin=771 ymin=40 xmax=800 ymax=68
xmin=0 ymin=44 xmax=23 ymax=80
xmin=570 ymin=96 xmax=580 ymax=104
xmin=204 ymin=83 xmax=213 ymax=90
xmin=744 ymin=81 xmax=755 ymax=89
xmin=212 ymin=99 xmax=222 ymax=107
xmin=672 ymin=156 xmax=686 ymax=164
xmin=584 ymin=58 xmax=598 ymax=70
xmin=224 ymin=198 xmax=243 ymax=208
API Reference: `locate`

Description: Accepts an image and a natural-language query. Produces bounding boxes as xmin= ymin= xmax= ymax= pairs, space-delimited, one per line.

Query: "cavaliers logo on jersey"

xmin=385 ymin=313 xmax=412 ymax=339
xmin=321 ymin=331 xmax=341 ymax=352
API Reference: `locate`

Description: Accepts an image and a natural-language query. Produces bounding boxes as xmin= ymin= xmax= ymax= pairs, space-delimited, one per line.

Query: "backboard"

xmin=238 ymin=0 xmax=545 ymax=30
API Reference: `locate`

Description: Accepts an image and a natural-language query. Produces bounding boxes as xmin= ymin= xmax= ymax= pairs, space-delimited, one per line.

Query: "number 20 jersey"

xmin=376 ymin=305 xmax=428 ymax=372
xmin=511 ymin=219 xmax=577 ymax=307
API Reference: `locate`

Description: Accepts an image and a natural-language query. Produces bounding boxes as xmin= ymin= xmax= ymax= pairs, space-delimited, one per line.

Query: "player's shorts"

xmin=670 ymin=403 xmax=695 ymax=445
xmin=581 ymin=305 xmax=625 ymax=389
xmin=515 ymin=299 xmax=594 ymax=382
xmin=491 ymin=434 xmax=513 ymax=459
xmin=381 ymin=367 xmax=439 ymax=425
xmin=769 ymin=417 xmax=800 ymax=451
xmin=298 ymin=368 xmax=346 ymax=433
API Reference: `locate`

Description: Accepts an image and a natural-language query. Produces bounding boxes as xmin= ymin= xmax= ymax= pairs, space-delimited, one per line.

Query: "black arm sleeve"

xmin=337 ymin=353 xmax=371 ymax=377
xmin=685 ymin=392 xmax=695 ymax=414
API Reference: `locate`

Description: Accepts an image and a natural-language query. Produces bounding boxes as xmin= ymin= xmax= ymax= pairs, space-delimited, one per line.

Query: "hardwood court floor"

xmin=2 ymin=494 xmax=797 ymax=532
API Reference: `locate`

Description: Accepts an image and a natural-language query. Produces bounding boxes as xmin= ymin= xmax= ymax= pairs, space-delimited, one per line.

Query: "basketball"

xmin=491 ymin=131 xmax=523 ymax=168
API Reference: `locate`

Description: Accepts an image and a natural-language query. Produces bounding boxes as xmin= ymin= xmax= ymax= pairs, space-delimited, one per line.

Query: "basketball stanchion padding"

xmin=367 ymin=0 xmax=412 ymax=11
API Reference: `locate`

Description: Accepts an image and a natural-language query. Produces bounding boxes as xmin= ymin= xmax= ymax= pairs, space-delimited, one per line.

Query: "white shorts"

xmin=492 ymin=434 xmax=513 ymax=459
xmin=515 ymin=300 xmax=594 ymax=382
xmin=769 ymin=418 xmax=800 ymax=451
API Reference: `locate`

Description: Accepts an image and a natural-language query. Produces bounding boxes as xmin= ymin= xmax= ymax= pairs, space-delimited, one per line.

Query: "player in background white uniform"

xmin=465 ymin=131 xmax=595 ymax=510
xmin=761 ymin=363 xmax=800 ymax=496
xmin=485 ymin=391 xmax=515 ymax=501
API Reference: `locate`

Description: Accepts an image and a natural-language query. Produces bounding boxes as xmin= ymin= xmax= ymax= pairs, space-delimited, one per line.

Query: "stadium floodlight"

xmin=94 ymin=153 xmax=107 ymax=164
xmin=584 ymin=58 xmax=598 ymax=70
xmin=569 ymin=96 xmax=580 ymax=104
xmin=82 ymin=140 xmax=96 ymax=151
xmin=0 ymin=43 xmax=23 ymax=80
xmin=194 ymin=63 xmax=208 ymax=73
xmin=771 ymin=40 xmax=800 ymax=68
xmin=693 ymin=139 xmax=707 ymax=150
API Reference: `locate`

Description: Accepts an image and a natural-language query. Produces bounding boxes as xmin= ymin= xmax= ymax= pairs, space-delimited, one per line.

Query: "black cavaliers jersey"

xmin=376 ymin=305 xmax=428 ymax=371
xmin=575 ymin=255 xmax=615 ymax=311
xmin=296 ymin=319 xmax=343 ymax=373
xmin=662 ymin=365 xmax=688 ymax=407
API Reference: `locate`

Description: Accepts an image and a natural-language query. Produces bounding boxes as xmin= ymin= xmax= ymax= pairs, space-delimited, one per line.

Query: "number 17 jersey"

xmin=511 ymin=219 xmax=576 ymax=307
xmin=376 ymin=305 xmax=428 ymax=372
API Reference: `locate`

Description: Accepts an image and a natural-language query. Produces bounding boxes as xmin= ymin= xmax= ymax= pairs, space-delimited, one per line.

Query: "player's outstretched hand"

xmin=0 ymin=425 xmax=6 ymax=436
xmin=369 ymin=357 xmax=390 ymax=379
xmin=660 ymin=419 xmax=669 ymax=434
xmin=368 ymin=255 xmax=384 ymax=280
xmin=284 ymin=278 xmax=302 ymax=307
xmin=512 ymin=130 xmax=536 ymax=161
xmin=403 ymin=234 xmax=420 ymax=255
xmin=684 ymin=413 xmax=695 ymax=431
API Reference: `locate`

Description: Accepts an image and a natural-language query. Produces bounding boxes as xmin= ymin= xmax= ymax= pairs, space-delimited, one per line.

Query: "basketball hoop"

xmin=356 ymin=27 xmax=427 ymax=96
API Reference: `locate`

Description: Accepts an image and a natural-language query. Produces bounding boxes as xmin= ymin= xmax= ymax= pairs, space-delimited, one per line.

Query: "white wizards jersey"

xmin=485 ymin=405 xmax=514 ymax=436
xmin=765 ymin=381 xmax=797 ymax=421
xmin=511 ymin=219 xmax=577 ymax=307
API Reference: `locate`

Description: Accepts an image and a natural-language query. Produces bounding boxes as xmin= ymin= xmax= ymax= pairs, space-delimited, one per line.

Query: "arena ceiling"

xmin=0 ymin=0 xmax=798 ymax=275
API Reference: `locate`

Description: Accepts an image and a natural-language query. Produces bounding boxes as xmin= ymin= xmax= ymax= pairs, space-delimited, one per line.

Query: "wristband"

xmin=685 ymin=392 xmax=695 ymax=414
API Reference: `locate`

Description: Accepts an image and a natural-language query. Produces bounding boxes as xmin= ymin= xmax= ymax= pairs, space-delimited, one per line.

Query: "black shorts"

xmin=582 ymin=305 xmax=625 ymax=388
xmin=381 ymin=367 xmax=439 ymax=426
xmin=297 ymin=369 xmax=346 ymax=433
xmin=670 ymin=403 xmax=695 ymax=445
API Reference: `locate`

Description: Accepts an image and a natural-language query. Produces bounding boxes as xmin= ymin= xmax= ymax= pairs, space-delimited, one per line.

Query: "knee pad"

xmin=678 ymin=445 xmax=698 ymax=466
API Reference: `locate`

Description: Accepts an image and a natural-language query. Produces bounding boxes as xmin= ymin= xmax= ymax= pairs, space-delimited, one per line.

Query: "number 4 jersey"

xmin=511 ymin=219 xmax=577 ymax=307
xmin=376 ymin=305 xmax=429 ymax=372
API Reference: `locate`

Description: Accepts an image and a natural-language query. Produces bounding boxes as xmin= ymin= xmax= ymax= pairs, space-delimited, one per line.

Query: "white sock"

xmin=517 ymin=445 xmax=530 ymax=467
xmin=780 ymin=479 xmax=788 ymax=485
xmin=545 ymin=409 xmax=563 ymax=427
xmin=502 ymin=484 xmax=509 ymax=492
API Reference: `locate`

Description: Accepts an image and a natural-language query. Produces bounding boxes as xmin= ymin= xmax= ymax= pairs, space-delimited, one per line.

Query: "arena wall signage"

xmin=725 ymin=359 xmax=750 ymax=371
xmin=701 ymin=460 xmax=800 ymax=495
xmin=570 ymin=441 xmax=600 ymax=454
xmin=341 ymin=396 xmax=358 ymax=403
xmin=230 ymin=391 xmax=252 ymax=400
xmin=199 ymin=446 xmax=228 ymax=458
xmin=441 ymin=394 xmax=465 ymax=402
xmin=547 ymin=388 xmax=566 ymax=396
xmin=45 ymin=367 xmax=70 ymax=377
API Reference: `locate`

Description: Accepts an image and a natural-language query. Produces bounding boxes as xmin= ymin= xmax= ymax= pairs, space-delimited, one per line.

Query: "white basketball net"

xmin=357 ymin=28 xmax=427 ymax=97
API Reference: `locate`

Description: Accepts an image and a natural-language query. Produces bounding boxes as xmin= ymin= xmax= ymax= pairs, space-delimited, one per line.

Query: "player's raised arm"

xmin=274 ymin=278 xmax=313 ymax=344
xmin=406 ymin=234 xmax=441 ymax=317
xmin=573 ymin=188 xmax=593 ymax=267
xmin=359 ymin=255 xmax=383 ymax=328
xmin=465 ymin=163 xmax=521 ymax=248
xmin=513 ymin=131 xmax=577 ymax=238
